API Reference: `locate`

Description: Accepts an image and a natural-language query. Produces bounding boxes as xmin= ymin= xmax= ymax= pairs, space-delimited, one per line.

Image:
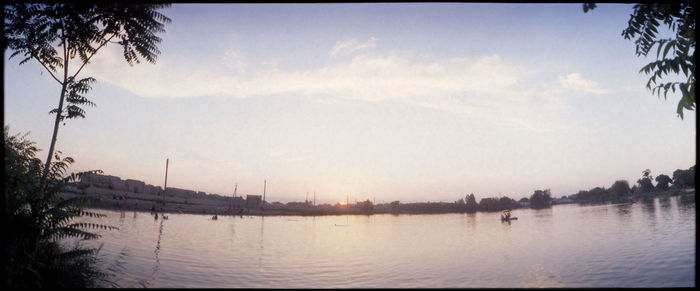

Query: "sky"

xmin=3 ymin=3 xmax=696 ymax=204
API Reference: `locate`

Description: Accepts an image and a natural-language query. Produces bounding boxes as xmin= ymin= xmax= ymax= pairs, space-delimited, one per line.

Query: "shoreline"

xmin=61 ymin=188 xmax=695 ymax=218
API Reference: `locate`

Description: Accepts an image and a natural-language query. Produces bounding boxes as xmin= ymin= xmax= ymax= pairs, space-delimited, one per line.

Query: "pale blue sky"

xmin=3 ymin=3 xmax=696 ymax=204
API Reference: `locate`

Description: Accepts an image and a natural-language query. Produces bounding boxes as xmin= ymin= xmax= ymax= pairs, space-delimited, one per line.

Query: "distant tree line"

xmin=376 ymin=190 xmax=553 ymax=214
xmin=269 ymin=165 xmax=695 ymax=215
xmin=568 ymin=165 xmax=695 ymax=204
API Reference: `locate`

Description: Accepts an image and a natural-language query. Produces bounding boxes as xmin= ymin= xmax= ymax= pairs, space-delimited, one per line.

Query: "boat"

xmin=212 ymin=215 xmax=218 ymax=220
xmin=500 ymin=210 xmax=517 ymax=221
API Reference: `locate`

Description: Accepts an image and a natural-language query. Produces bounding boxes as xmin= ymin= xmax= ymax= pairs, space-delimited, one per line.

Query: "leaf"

xmin=662 ymin=41 xmax=674 ymax=58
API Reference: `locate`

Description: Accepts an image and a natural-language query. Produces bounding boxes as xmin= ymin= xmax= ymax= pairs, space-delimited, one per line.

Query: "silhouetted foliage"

xmin=3 ymin=3 xmax=171 ymax=185
xmin=529 ymin=189 xmax=552 ymax=209
xmin=477 ymin=197 xmax=500 ymax=212
xmin=3 ymin=126 xmax=116 ymax=288
xmin=389 ymin=200 xmax=400 ymax=212
xmin=465 ymin=193 xmax=478 ymax=213
xmin=498 ymin=196 xmax=518 ymax=210
xmin=455 ymin=197 xmax=465 ymax=210
xmin=608 ymin=180 xmax=631 ymax=202
xmin=398 ymin=201 xmax=462 ymax=213
xmin=584 ymin=3 xmax=695 ymax=119
xmin=672 ymin=165 xmax=696 ymax=188
xmin=655 ymin=174 xmax=673 ymax=190
xmin=637 ymin=169 xmax=655 ymax=193
xmin=356 ymin=199 xmax=374 ymax=212
xmin=569 ymin=166 xmax=694 ymax=205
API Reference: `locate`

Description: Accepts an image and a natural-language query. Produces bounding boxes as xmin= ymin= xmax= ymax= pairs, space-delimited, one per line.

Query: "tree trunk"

xmin=41 ymin=39 xmax=69 ymax=191
xmin=42 ymin=82 xmax=68 ymax=182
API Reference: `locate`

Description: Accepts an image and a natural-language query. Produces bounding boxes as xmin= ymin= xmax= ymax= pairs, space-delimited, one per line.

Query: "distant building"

xmin=246 ymin=195 xmax=262 ymax=208
xmin=230 ymin=196 xmax=245 ymax=209
xmin=518 ymin=201 xmax=530 ymax=208
xmin=166 ymin=187 xmax=197 ymax=199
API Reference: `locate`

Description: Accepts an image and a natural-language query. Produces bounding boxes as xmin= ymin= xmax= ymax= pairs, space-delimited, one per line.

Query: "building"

xmin=246 ymin=195 xmax=262 ymax=208
xmin=230 ymin=196 xmax=246 ymax=209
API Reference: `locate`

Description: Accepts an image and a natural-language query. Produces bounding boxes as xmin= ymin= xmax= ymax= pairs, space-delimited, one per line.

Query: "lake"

xmin=70 ymin=195 xmax=695 ymax=288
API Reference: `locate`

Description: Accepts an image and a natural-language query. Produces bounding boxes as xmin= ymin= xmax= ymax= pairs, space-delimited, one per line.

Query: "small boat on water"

xmin=212 ymin=215 xmax=218 ymax=220
xmin=500 ymin=210 xmax=517 ymax=221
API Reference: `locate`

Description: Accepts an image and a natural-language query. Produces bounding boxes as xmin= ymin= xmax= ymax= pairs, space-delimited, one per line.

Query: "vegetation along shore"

xmin=67 ymin=167 xmax=695 ymax=217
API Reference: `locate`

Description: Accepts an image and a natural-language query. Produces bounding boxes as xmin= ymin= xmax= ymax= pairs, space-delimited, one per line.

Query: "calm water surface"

xmin=72 ymin=195 xmax=695 ymax=288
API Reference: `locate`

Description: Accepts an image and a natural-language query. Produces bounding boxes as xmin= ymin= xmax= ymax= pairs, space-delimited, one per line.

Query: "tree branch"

xmin=29 ymin=50 xmax=63 ymax=85
xmin=71 ymin=33 xmax=115 ymax=79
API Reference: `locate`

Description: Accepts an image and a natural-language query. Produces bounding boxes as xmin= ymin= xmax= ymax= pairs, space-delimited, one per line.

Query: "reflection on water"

xmin=75 ymin=195 xmax=695 ymax=288
xmin=153 ymin=218 xmax=164 ymax=278
xmin=614 ymin=203 xmax=632 ymax=216
xmin=659 ymin=196 xmax=671 ymax=208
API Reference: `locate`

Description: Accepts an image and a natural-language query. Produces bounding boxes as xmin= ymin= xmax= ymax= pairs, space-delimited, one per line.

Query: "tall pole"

xmin=346 ymin=194 xmax=349 ymax=210
xmin=263 ymin=179 xmax=266 ymax=203
xmin=306 ymin=192 xmax=308 ymax=204
xmin=231 ymin=183 xmax=237 ymax=209
xmin=313 ymin=191 xmax=316 ymax=207
xmin=163 ymin=158 xmax=169 ymax=206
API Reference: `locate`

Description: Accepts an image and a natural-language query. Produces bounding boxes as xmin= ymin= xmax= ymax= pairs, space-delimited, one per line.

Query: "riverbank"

xmin=60 ymin=185 xmax=695 ymax=218
xmin=59 ymin=188 xmax=381 ymax=217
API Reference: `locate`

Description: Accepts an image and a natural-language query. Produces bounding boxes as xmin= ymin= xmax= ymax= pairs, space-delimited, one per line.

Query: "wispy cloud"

xmin=329 ymin=37 xmax=378 ymax=57
xmin=84 ymin=44 xmax=567 ymax=131
xmin=558 ymin=73 xmax=612 ymax=95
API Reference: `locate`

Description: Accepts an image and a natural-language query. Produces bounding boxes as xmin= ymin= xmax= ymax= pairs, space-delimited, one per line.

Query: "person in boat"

xmin=501 ymin=210 xmax=511 ymax=220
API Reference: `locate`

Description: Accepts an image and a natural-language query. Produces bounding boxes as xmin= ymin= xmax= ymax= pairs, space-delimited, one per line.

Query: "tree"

xmin=529 ymin=189 xmax=552 ymax=209
xmin=672 ymin=165 xmax=696 ymax=188
xmin=584 ymin=3 xmax=695 ymax=119
xmin=655 ymin=174 xmax=673 ymax=190
xmin=465 ymin=193 xmax=478 ymax=213
xmin=357 ymin=199 xmax=374 ymax=212
xmin=608 ymin=180 xmax=631 ymax=202
xmin=589 ymin=187 xmax=607 ymax=202
xmin=637 ymin=169 xmax=655 ymax=192
xmin=498 ymin=196 xmax=517 ymax=210
xmin=477 ymin=197 xmax=500 ymax=212
xmin=390 ymin=200 xmax=400 ymax=212
xmin=4 ymin=3 xmax=171 ymax=190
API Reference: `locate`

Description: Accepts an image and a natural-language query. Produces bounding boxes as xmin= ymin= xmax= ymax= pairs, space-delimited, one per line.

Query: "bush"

xmin=3 ymin=126 xmax=115 ymax=288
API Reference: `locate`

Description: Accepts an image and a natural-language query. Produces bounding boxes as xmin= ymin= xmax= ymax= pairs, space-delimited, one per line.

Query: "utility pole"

xmin=162 ymin=158 xmax=169 ymax=206
xmin=230 ymin=183 xmax=237 ymax=209
xmin=263 ymin=179 xmax=266 ymax=204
